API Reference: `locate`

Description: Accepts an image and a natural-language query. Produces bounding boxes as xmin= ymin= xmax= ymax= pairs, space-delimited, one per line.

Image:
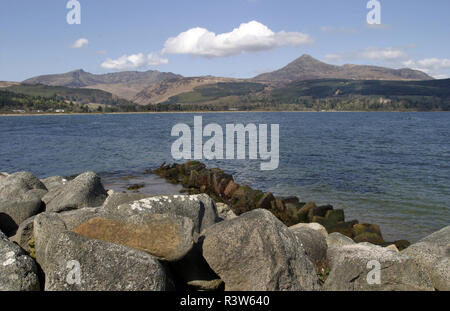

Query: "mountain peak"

xmin=298 ymin=54 xmax=314 ymax=60
xmin=254 ymin=54 xmax=433 ymax=82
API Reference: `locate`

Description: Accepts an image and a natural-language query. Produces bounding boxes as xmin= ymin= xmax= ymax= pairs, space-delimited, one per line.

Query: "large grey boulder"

xmin=58 ymin=207 xmax=103 ymax=230
xmin=0 ymin=199 xmax=44 ymax=236
xmin=290 ymin=222 xmax=328 ymax=239
xmin=0 ymin=231 xmax=40 ymax=291
xmin=290 ymin=226 xmax=328 ymax=272
xmin=326 ymin=232 xmax=355 ymax=248
xmin=33 ymin=209 xmax=106 ymax=270
xmin=0 ymin=172 xmax=47 ymax=236
xmin=45 ymin=172 xmax=108 ymax=213
xmin=402 ymin=226 xmax=450 ymax=291
xmin=202 ymin=209 xmax=320 ymax=291
xmin=40 ymin=176 xmax=68 ymax=204
xmin=324 ymin=243 xmax=434 ymax=291
xmin=102 ymin=192 xmax=150 ymax=211
xmin=33 ymin=212 xmax=67 ymax=271
xmin=72 ymin=215 xmax=195 ymax=262
xmin=40 ymin=176 xmax=67 ymax=192
xmin=44 ymin=231 xmax=170 ymax=291
xmin=112 ymin=194 xmax=219 ymax=237
xmin=0 ymin=172 xmax=47 ymax=201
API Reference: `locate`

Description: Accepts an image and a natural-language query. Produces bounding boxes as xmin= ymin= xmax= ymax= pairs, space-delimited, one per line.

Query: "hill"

xmin=271 ymin=78 xmax=450 ymax=99
xmin=22 ymin=69 xmax=181 ymax=100
xmin=152 ymin=78 xmax=450 ymax=112
xmin=133 ymin=76 xmax=247 ymax=105
xmin=254 ymin=54 xmax=433 ymax=83
xmin=6 ymin=84 xmax=133 ymax=106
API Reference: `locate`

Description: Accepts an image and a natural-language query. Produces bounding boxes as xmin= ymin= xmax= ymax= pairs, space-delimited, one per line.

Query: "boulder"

xmin=45 ymin=172 xmax=108 ymax=213
xmin=102 ymin=192 xmax=150 ymax=211
xmin=44 ymin=231 xmax=170 ymax=291
xmin=215 ymin=203 xmax=237 ymax=220
xmin=352 ymin=223 xmax=386 ymax=245
xmin=33 ymin=212 xmax=67 ymax=271
xmin=112 ymin=194 xmax=219 ymax=237
xmin=184 ymin=161 xmax=206 ymax=171
xmin=256 ymin=192 xmax=275 ymax=210
xmin=284 ymin=201 xmax=308 ymax=224
xmin=307 ymin=204 xmax=333 ymax=222
xmin=392 ymin=240 xmax=411 ymax=251
xmin=290 ymin=222 xmax=328 ymax=239
xmin=385 ymin=244 xmax=400 ymax=252
xmin=73 ymin=215 xmax=194 ymax=262
xmin=0 ymin=230 xmax=40 ymax=291
xmin=10 ymin=216 xmax=36 ymax=253
xmin=324 ymin=243 xmax=434 ymax=291
xmin=326 ymin=232 xmax=355 ymax=248
xmin=402 ymin=226 xmax=450 ymax=291
xmin=230 ymin=185 xmax=264 ymax=215
xmin=0 ymin=172 xmax=47 ymax=201
xmin=187 ymin=279 xmax=223 ymax=291
xmin=202 ymin=209 xmax=320 ymax=291
xmin=57 ymin=207 xmax=103 ymax=230
xmin=223 ymin=180 xmax=239 ymax=198
xmin=290 ymin=226 xmax=328 ymax=272
xmin=40 ymin=176 xmax=68 ymax=192
xmin=211 ymin=171 xmax=233 ymax=197
xmin=0 ymin=172 xmax=8 ymax=181
xmin=0 ymin=172 xmax=47 ymax=236
xmin=327 ymin=220 xmax=359 ymax=238
xmin=353 ymin=223 xmax=383 ymax=237
xmin=0 ymin=198 xmax=44 ymax=236
xmin=324 ymin=209 xmax=345 ymax=224
xmin=354 ymin=232 xmax=385 ymax=245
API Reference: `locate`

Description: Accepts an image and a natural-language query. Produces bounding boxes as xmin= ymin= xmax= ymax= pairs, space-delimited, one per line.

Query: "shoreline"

xmin=1 ymin=110 xmax=449 ymax=117
xmin=1 ymin=163 xmax=448 ymax=291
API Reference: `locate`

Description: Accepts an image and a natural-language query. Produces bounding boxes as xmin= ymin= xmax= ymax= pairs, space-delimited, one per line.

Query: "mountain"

xmin=18 ymin=54 xmax=435 ymax=106
xmin=133 ymin=76 xmax=244 ymax=105
xmin=254 ymin=54 xmax=433 ymax=83
xmin=22 ymin=69 xmax=182 ymax=100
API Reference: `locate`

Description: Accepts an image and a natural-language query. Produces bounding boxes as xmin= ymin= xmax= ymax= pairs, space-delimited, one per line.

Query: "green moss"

xmin=28 ymin=238 xmax=36 ymax=259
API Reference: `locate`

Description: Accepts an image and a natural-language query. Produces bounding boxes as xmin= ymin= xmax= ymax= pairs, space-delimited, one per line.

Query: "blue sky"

xmin=1 ymin=0 xmax=449 ymax=81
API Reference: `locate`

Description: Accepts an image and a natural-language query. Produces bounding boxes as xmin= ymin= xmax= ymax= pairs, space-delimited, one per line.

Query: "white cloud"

xmin=101 ymin=53 xmax=168 ymax=70
xmin=358 ymin=47 xmax=408 ymax=61
xmin=71 ymin=38 xmax=89 ymax=49
xmin=325 ymin=46 xmax=450 ymax=78
xmin=147 ymin=53 xmax=169 ymax=66
xmin=402 ymin=58 xmax=450 ymax=79
xmin=162 ymin=21 xmax=313 ymax=58
xmin=325 ymin=47 xmax=408 ymax=63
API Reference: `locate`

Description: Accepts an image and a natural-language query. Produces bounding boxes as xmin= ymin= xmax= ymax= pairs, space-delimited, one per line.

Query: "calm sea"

xmin=1 ymin=112 xmax=449 ymax=242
